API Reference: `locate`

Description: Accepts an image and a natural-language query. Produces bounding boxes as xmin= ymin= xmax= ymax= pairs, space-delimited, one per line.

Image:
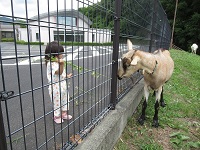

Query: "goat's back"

xmin=191 ymin=43 xmax=198 ymax=50
xmin=156 ymin=49 xmax=174 ymax=80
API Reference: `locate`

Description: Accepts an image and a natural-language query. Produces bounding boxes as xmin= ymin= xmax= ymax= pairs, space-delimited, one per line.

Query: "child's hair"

xmin=45 ymin=41 xmax=64 ymax=65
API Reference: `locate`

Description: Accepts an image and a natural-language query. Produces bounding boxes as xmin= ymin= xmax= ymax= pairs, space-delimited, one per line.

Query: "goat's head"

xmin=117 ymin=39 xmax=141 ymax=80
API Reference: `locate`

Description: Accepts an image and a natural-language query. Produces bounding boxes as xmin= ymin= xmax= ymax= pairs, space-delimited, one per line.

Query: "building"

xmin=0 ymin=16 xmax=20 ymax=39
xmin=17 ymin=9 xmax=111 ymax=43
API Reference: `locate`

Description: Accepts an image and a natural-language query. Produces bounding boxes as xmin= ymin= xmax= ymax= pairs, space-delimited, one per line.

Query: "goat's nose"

xmin=117 ymin=75 xmax=122 ymax=80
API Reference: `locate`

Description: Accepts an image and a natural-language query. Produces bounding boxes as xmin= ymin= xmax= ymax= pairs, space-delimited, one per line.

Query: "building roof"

xmin=0 ymin=16 xmax=13 ymax=25
xmin=30 ymin=9 xmax=92 ymax=25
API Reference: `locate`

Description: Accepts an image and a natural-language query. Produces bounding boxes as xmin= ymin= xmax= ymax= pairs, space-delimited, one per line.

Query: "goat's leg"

xmin=138 ymin=99 xmax=147 ymax=125
xmin=152 ymin=87 xmax=162 ymax=127
xmin=152 ymin=91 xmax=156 ymax=97
xmin=160 ymin=87 xmax=166 ymax=107
xmin=138 ymin=85 xmax=149 ymax=125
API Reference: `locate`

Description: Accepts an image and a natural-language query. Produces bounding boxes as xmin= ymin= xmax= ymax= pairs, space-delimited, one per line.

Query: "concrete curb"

xmin=75 ymin=79 xmax=144 ymax=150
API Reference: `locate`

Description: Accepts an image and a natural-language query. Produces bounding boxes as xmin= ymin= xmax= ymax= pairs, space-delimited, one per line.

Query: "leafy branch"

xmin=49 ymin=56 xmax=106 ymax=78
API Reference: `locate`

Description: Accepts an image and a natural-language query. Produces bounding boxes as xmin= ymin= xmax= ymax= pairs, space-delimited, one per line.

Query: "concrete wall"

xmin=76 ymin=79 xmax=144 ymax=150
xmin=89 ymin=29 xmax=112 ymax=43
xmin=18 ymin=28 xmax=28 ymax=41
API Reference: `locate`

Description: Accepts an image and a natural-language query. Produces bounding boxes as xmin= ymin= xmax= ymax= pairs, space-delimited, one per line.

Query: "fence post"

xmin=0 ymin=43 xmax=7 ymax=150
xmin=110 ymin=0 xmax=122 ymax=109
xmin=149 ymin=0 xmax=157 ymax=52
xmin=0 ymin=91 xmax=14 ymax=150
xmin=0 ymin=103 xmax=7 ymax=150
xmin=0 ymin=93 xmax=8 ymax=150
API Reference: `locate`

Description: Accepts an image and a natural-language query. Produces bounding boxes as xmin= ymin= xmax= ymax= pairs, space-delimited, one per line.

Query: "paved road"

xmin=0 ymin=42 xmax=129 ymax=149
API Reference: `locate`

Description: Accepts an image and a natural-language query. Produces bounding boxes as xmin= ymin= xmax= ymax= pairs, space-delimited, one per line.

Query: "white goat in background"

xmin=117 ymin=39 xmax=174 ymax=127
xmin=191 ymin=43 xmax=198 ymax=54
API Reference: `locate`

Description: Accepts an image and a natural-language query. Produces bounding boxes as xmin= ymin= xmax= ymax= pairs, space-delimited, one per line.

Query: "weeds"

xmin=170 ymin=132 xmax=200 ymax=149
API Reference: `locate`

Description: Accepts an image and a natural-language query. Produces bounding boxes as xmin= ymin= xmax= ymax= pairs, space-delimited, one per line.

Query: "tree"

xmin=79 ymin=0 xmax=200 ymax=52
xmin=79 ymin=0 xmax=152 ymax=39
xmin=160 ymin=0 xmax=200 ymax=53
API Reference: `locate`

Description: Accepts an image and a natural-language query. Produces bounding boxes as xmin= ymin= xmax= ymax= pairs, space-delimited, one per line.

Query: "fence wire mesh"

xmin=0 ymin=0 xmax=171 ymax=149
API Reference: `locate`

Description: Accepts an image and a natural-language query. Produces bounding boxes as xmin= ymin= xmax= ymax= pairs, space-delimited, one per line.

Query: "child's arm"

xmin=55 ymin=58 xmax=64 ymax=75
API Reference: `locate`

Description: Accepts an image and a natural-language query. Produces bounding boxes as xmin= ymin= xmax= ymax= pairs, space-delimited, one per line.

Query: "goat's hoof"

xmin=138 ymin=117 xmax=145 ymax=125
xmin=152 ymin=120 xmax=159 ymax=128
xmin=160 ymin=101 xmax=166 ymax=107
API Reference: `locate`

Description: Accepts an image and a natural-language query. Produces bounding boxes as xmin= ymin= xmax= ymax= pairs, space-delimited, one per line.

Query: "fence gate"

xmin=0 ymin=0 xmax=171 ymax=149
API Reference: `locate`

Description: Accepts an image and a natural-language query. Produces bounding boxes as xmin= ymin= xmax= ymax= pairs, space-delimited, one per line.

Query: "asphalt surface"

xmin=0 ymin=42 xmax=129 ymax=150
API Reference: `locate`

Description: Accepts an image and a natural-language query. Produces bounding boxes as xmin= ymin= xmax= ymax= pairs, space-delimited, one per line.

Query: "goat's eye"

xmin=126 ymin=64 xmax=130 ymax=67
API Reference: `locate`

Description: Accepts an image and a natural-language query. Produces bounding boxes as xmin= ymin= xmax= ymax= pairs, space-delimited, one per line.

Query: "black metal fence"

xmin=0 ymin=0 xmax=171 ymax=149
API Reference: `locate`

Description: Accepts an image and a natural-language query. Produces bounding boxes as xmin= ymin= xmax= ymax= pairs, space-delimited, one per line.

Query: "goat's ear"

xmin=127 ymin=39 xmax=133 ymax=51
xmin=131 ymin=56 xmax=140 ymax=66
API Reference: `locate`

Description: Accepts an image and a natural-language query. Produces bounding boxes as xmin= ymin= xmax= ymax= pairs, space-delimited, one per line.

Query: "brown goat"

xmin=117 ymin=39 xmax=174 ymax=127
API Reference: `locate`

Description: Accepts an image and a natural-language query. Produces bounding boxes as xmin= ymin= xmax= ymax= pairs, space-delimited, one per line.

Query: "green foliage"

xmin=79 ymin=0 xmax=152 ymax=39
xmin=2 ymin=39 xmax=111 ymax=46
xmin=160 ymin=0 xmax=200 ymax=52
xmin=48 ymin=57 xmax=104 ymax=79
xmin=66 ymin=61 xmax=104 ymax=78
xmin=170 ymin=132 xmax=200 ymax=149
xmin=79 ymin=0 xmax=114 ymax=30
xmin=1 ymin=38 xmax=44 ymax=45
xmin=1 ymin=38 xmax=14 ymax=42
xmin=60 ymin=42 xmax=113 ymax=46
xmin=79 ymin=0 xmax=200 ymax=52
xmin=15 ymin=20 xmax=26 ymax=28
xmin=140 ymin=141 xmax=163 ymax=150
xmin=16 ymin=41 xmax=44 ymax=45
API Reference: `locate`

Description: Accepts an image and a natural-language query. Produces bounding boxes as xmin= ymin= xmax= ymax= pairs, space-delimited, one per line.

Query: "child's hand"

xmin=67 ymin=73 xmax=73 ymax=78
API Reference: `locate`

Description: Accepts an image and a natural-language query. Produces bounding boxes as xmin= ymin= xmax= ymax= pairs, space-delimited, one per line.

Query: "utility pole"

xmin=170 ymin=0 xmax=178 ymax=49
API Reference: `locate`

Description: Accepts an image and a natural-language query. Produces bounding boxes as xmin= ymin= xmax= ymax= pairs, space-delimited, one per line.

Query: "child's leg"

xmin=51 ymin=87 xmax=64 ymax=123
xmin=61 ymin=92 xmax=69 ymax=111
xmin=61 ymin=92 xmax=72 ymax=120
xmin=53 ymin=96 xmax=61 ymax=117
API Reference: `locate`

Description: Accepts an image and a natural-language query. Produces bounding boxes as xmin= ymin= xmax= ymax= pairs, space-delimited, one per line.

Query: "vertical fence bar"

xmin=110 ymin=0 xmax=122 ymax=109
xmin=160 ymin=17 xmax=165 ymax=48
xmin=0 ymin=101 xmax=7 ymax=150
xmin=149 ymin=0 xmax=157 ymax=52
xmin=0 ymin=41 xmax=7 ymax=150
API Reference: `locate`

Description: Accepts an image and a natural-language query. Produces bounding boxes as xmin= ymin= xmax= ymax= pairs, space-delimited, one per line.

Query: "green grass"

xmin=114 ymin=49 xmax=200 ymax=150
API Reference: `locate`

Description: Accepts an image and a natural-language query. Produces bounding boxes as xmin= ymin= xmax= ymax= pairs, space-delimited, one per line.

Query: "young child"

xmin=45 ymin=41 xmax=72 ymax=124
